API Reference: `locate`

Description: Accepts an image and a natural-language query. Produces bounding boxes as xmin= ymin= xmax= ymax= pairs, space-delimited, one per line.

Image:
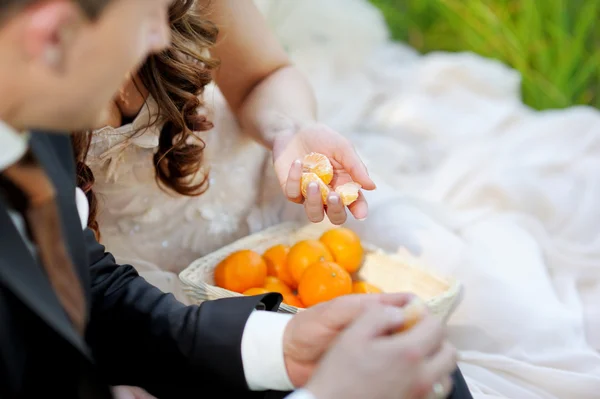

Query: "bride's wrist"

xmin=259 ymin=113 xmax=303 ymax=149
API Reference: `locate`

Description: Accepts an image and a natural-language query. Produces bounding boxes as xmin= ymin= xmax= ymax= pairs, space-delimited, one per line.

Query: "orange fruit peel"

xmin=319 ymin=227 xmax=364 ymax=274
xmin=352 ymin=281 xmax=382 ymax=294
xmin=298 ymin=261 xmax=352 ymax=308
xmin=287 ymin=239 xmax=334 ymax=285
xmin=397 ymin=297 xmax=427 ymax=332
xmin=263 ymin=244 xmax=295 ymax=288
xmin=263 ymin=276 xmax=293 ymax=296
xmin=301 ymin=172 xmax=331 ymax=204
xmin=283 ymin=294 xmax=305 ymax=308
xmin=302 ymin=152 xmax=334 ymax=185
xmin=214 ymin=250 xmax=268 ymax=294
xmin=335 ymin=182 xmax=361 ymax=206
xmin=243 ymin=287 xmax=270 ymax=296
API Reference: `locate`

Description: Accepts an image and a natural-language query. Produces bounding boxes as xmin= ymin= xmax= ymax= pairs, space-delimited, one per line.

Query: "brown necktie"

xmin=1 ymin=150 xmax=86 ymax=335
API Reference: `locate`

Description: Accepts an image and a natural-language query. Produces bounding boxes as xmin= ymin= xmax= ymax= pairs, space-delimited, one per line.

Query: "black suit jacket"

xmin=0 ymin=132 xmax=473 ymax=399
xmin=0 ymin=132 xmax=283 ymax=398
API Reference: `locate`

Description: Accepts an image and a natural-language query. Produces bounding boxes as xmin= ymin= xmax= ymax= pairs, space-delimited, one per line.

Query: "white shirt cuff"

xmin=284 ymin=389 xmax=318 ymax=399
xmin=241 ymin=310 xmax=295 ymax=391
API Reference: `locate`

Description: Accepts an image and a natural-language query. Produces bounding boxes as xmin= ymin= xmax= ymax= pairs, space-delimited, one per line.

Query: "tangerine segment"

xmin=298 ymin=261 xmax=352 ymax=307
xmin=319 ymin=227 xmax=364 ymax=274
xmin=263 ymin=244 xmax=295 ymax=288
xmin=302 ymin=152 xmax=334 ymax=185
xmin=301 ymin=172 xmax=330 ymax=204
xmin=352 ymin=281 xmax=382 ymax=294
xmin=214 ymin=249 xmax=267 ymax=294
xmin=335 ymin=182 xmax=361 ymax=206
xmin=282 ymin=294 xmax=304 ymax=308
xmin=243 ymin=287 xmax=270 ymax=296
xmin=263 ymin=276 xmax=293 ymax=296
xmin=397 ymin=297 xmax=427 ymax=332
xmin=287 ymin=239 xmax=334 ymax=285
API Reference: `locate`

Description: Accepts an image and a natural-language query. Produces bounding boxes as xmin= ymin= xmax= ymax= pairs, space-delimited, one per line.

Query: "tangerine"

xmin=352 ymin=281 xmax=383 ymax=294
xmin=397 ymin=297 xmax=427 ymax=332
xmin=335 ymin=182 xmax=361 ymax=206
xmin=263 ymin=244 xmax=295 ymax=287
xmin=282 ymin=294 xmax=304 ymax=308
xmin=263 ymin=276 xmax=293 ymax=296
xmin=214 ymin=249 xmax=267 ymax=294
xmin=298 ymin=261 xmax=352 ymax=307
xmin=243 ymin=287 xmax=270 ymax=296
xmin=287 ymin=239 xmax=334 ymax=285
xmin=302 ymin=152 xmax=334 ymax=185
xmin=301 ymin=172 xmax=330 ymax=204
xmin=319 ymin=227 xmax=364 ymax=274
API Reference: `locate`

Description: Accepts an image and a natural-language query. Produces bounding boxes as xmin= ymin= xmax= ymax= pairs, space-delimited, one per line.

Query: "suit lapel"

xmin=0 ymin=134 xmax=92 ymax=359
xmin=0 ymin=199 xmax=90 ymax=358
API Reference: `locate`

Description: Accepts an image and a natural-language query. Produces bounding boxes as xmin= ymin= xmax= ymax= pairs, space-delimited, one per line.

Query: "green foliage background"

xmin=369 ymin=0 xmax=600 ymax=110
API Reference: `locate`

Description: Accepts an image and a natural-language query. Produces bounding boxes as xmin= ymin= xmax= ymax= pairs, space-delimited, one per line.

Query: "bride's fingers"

xmin=326 ymin=193 xmax=347 ymax=225
xmin=337 ymin=142 xmax=376 ymax=190
xmin=285 ymin=160 xmax=303 ymax=203
xmin=347 ymin=191 xmax=368 ymax=220
xmin=304 ymin=183 xmax=325 ymax=223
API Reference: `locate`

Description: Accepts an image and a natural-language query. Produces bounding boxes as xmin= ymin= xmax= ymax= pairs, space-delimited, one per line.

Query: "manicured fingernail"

xmin=308 ymin=182 xmax=319 ymax=193
xmin=328 ymin=195 xmax=339 ymax=204
xmin=357 ymin=217 xmax=366 ymax=221
xmin=294 ymin=159 xmax=302 ymax=167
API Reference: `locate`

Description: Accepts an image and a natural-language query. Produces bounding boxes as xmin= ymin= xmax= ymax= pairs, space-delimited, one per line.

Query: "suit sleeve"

xmin=83 ymin=228 xmax=283 ymax=398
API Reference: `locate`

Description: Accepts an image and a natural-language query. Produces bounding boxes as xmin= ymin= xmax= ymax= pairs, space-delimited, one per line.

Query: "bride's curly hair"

xmin=72 ymin=0 xmax=219 ymax=239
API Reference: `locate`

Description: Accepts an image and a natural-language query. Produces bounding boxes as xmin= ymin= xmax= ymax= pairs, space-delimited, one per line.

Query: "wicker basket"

xmin=179 ymin=222 xmax=463 ymax=321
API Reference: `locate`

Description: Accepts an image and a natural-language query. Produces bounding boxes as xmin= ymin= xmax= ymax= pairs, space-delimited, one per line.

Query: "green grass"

xmin=369 ymin=0 xmax=600 ymax=110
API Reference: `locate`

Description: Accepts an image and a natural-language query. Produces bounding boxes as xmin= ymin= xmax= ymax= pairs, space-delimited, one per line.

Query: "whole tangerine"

xmin=319 ymin=227 xmax=364 ymax=274
xmin=302 ymin=152 xmax=334 ymax=185
xmin=263 ymin=276 xmax=293 ymax=296
xmin=214 ymin=249 xmax=267 ymax=294
xmin=282 ymin=294 xmax=304 ymax=309
xmin=263 ymin=244 xmax=295 ymax=287
xmin=352 ymin=281 xmax=383 ymax=294
xmin=287 ymin=239 xmax=334 ymax=286
xmin=298 ymin=261 xmax=352 ymax=307
xmin=243 ymin=287 xmax=270 ymax=296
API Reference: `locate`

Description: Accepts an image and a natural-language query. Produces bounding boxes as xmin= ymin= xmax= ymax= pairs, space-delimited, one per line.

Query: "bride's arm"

xmin=199 ymin=0 xmax=317 ymax=148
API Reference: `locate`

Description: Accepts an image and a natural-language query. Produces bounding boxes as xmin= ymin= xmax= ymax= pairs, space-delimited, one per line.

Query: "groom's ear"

xmin=20 ymin=0 xmax=85 ymax=72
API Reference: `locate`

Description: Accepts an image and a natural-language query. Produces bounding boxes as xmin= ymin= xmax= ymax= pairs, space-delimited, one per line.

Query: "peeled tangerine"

xmin=301 ymin=172 xmax=331 ymax=204
xmin=302 ymin=153 xmax=334 ymax=185
xmin=335 ymin=182 xmax=361 ymax=206
xmin=397 ymin=297 xmax=428 ymax=332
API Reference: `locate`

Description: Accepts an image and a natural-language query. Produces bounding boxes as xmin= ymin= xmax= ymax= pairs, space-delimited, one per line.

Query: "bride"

xmin=78 ymin=1 xmax=474 ymax=399
xmin=79 ymin=0 xmax=600 ymax=398
xmin=77 ymin=0 xmax=376 ymax=303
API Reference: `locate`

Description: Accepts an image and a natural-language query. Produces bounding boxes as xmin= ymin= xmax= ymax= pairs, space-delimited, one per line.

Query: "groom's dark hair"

xmin=0 ymin=0 xmax=111 ymax=21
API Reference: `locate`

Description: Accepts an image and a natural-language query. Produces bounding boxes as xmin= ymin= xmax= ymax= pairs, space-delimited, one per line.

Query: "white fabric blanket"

xmin=256 ymin=1 xmax=600 ymax=398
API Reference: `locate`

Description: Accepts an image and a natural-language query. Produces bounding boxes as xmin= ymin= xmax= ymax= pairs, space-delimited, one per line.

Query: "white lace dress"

xmin=87 ymin=84 xmax=303 ymax=303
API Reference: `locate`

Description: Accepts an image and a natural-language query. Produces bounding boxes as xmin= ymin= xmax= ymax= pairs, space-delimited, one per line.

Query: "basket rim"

xmin=178 ymin=221 xmax=463 ymax=316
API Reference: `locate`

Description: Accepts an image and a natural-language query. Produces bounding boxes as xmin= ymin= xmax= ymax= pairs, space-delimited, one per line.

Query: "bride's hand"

xmin=272 ymin=123 xmax=376 ymax=225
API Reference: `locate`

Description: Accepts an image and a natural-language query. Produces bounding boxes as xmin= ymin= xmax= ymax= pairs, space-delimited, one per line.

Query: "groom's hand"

xmin=282 ymin=293 xmax=414 ymax=387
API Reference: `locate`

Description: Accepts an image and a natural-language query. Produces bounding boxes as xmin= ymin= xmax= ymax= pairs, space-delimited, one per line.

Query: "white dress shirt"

xmin=0 ymin=122 xmax=316 ymax=398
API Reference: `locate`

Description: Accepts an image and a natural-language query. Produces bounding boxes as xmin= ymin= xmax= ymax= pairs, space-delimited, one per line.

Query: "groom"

xmin=0 ymin=1 xmax=471 ymax=398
